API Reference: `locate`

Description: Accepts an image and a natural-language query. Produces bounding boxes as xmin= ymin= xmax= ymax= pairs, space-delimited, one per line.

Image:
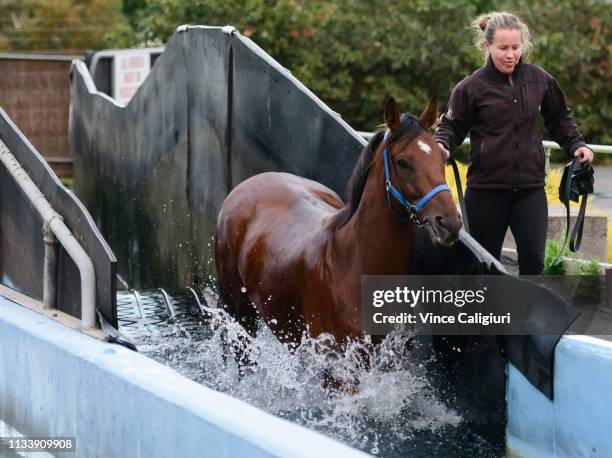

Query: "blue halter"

xmin=383 ymin=130 xmax=450 ymax=226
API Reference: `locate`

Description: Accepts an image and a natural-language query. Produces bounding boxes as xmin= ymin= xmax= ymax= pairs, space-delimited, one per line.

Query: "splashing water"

xmin=125 ymin=292 xmax=479 ymax=456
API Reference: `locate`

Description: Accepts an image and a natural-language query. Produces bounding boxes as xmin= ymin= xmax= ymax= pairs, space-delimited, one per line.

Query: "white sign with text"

xmin=112 ymin=50 xmax=151 ymax=106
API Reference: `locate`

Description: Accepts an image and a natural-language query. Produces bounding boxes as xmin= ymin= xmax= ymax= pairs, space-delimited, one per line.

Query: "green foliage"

xmin=60 ymin=176 xmax=73 ymax=189
xmin=571 ymin=257 xmax=602 ymax=300
xmin=112 ymin=0 xmax=483 ymax=130
xmin=545 ymin=238 xmax=603 ymax=277
xmin=574 ymin=257 xmax=602 ymax=276
xmin=122 ymin=0 xmax=147 ymax=27
xmin=102 ymin=22 xmax=141 ymax=49
xmin=3 ymin=1 xmax=606 ymax=140
xmin=544 ymin=239 xmax=569 ymax=275
xmin=545 ymin=240 xmax=602 ymax=300
xmin=106 ymin=1 xmax=612 ymax=142
xmin=0 ymin=0 xmax=129 ymax=50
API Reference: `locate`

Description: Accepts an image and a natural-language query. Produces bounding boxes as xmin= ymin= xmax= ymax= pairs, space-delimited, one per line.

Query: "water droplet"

xmin=240 ymin=287 xmax=247 ymax=293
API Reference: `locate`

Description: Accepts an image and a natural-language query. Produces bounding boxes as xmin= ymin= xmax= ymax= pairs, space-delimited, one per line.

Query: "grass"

xmin=544 ymin=239 xmax=569 ymax=275
xmin=544 ymin=239 xmax=603 ymax=276
xmin=574 ymin=257 xmax=602 ymax=275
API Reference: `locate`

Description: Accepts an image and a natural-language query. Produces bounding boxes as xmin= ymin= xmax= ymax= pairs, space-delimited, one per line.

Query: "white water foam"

xmin=131 ymin=301 xmax=462 ymax=456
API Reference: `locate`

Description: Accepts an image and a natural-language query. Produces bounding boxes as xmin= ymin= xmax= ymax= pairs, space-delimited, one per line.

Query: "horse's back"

xmin=217 ymin=171 xmax=342 ymax=262
xmin=217 ymin=172 xmax=342 ymax=235
xmin=215 ymin=172 xmax=343 ymax=336
xmin=223 ymin=172 xmax=342 ymax=213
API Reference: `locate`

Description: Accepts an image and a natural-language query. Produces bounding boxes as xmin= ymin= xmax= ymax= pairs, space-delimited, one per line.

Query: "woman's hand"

xmin=574 ymin=146 xmax=594 ymax=163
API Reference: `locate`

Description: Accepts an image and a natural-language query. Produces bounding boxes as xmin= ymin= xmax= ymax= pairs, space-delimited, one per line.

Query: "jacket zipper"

xmin=513 ymin=84 xmax=519 ymax=191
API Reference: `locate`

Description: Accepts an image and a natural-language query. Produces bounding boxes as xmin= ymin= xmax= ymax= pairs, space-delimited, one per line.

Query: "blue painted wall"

xmin=507 ymin=335 xmax=612 ymax=457
xmin=0 ymin=296 xmax=367 ymax=458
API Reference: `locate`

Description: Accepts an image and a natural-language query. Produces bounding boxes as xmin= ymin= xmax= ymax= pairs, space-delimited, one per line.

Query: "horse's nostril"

xmin=435 ymin=215 xmax=450 ymax=230
xmin=435 ymin=214 xmax=462 ymax=235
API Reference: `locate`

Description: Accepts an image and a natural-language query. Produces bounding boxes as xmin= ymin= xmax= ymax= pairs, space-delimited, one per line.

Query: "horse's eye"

xmin=397 ymin=159 xmax=409 ymax=169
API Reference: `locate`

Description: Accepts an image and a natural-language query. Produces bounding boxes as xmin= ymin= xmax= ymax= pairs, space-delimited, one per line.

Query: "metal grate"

xmin=116 ymin=287 xmax=218 ymax=340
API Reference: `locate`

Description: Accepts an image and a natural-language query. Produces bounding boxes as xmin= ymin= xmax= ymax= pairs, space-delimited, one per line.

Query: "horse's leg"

xmin=215 ymin=239 xmax=260 ymax=374
xmin=228 ymin=292 xmax=259 ymax=374
xmin=316 ymin=337 xmax=372 ymax=396
xmin=218 ymin=284 xmax=259 ymax=374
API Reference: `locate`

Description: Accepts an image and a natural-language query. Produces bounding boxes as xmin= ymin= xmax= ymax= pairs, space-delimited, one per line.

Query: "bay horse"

xmin=215 ymin=98 xmax=462 ymax=349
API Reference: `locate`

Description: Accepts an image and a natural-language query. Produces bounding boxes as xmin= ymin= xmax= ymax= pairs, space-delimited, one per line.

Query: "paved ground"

xmin=590 ymin=165 xmax=612 ymax=215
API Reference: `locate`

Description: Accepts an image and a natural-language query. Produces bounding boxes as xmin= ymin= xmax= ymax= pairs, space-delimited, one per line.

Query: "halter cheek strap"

xmin=383 ymin=130 xmax=450 ymax=225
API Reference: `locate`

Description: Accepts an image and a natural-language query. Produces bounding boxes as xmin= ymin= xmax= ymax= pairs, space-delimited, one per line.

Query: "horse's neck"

xmin=333 ymin=165 xmax=416 ymax=274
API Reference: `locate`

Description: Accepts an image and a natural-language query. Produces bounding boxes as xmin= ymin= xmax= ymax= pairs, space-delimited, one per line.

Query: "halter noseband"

xmin=383 ymin=130 xmax=450 ymax=227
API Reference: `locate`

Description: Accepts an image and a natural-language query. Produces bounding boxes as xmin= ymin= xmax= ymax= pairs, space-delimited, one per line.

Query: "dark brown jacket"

xmin=435 ymin=57 xmax=587 ymax=190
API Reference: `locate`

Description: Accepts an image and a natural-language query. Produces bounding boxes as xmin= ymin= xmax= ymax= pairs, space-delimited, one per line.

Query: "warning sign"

xmin=112 ymin=50 xmax=151 ymax=106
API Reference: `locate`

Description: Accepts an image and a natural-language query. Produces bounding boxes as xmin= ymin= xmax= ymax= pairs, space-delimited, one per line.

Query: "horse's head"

xmin=381 ymin=98 xmax=462 ymax=245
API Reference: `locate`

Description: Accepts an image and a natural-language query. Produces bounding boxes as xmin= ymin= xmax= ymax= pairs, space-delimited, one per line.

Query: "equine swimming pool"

xmin=3 ymin=281 xmax=612 ymax=457
xmin=116 ymin=288 xmax=503 ymax=457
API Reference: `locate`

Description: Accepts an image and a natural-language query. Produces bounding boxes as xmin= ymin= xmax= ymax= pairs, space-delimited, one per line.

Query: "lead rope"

xmin=448 ymin=156 xmax=470 ymax=234
xmin=550 ymin=157 xmax=590 ymax=269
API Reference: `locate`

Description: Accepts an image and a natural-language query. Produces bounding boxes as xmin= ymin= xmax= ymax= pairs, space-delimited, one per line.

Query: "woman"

xmin=435 ymin=11 xmax=593 ymax=275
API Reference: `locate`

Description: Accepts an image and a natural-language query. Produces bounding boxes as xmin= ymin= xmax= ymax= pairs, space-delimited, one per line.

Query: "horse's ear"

xmin=384 ymin=97 xmax=401 ymax=132
xmin=419 ymin=96 xmax=438 ymax=129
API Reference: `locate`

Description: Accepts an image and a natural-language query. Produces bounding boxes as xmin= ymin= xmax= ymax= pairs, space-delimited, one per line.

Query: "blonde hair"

xmin=472 ymin=11 xmax=533 ymax=59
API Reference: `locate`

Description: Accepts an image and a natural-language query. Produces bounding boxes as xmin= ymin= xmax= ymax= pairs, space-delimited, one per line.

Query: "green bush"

xmin=574 ymin=257 xmax=602 ymax=276
xmin=108 ymin=0 xmax=610 ymax=142
xmin=545 ymin=237 xmax=603 ymax=277
xmin=544 ymin=239 xmax=569 ymax=275
xmin=571 ymin=257 xmax=602 ymax=300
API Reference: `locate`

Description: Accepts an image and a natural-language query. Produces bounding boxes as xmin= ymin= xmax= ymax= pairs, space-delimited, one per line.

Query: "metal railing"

xmin=357 ymin=131 xmax=611 ymax=174
xmin=0 ymin=140 xmax=97 ymax=328
xmin=462 ymin=138 xmax=610 ymax=174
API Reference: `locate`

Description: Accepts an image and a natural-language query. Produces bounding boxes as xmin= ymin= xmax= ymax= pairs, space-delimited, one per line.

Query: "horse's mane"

xmin=328 ymin=113 xmax=424 ymax=231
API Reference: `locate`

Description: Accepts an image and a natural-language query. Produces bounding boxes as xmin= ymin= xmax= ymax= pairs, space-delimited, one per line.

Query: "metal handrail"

xmin=0 ymin=140 xmax=97 ymax=328
xmin=357 ymin=130 xmax=611 ymax=153
xmin=357 ymin=131 xmax=610 ymax=175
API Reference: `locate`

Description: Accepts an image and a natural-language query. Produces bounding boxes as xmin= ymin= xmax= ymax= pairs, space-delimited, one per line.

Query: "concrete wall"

xmin=507 ymin=335 xmax=612 ymax=457
xmin=0 ymin=294 xmax=366 ymax=458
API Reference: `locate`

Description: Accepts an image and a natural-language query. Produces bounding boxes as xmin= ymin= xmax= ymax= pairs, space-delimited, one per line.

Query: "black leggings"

xmin=465 ymin=188 xmax=548 ymax=275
